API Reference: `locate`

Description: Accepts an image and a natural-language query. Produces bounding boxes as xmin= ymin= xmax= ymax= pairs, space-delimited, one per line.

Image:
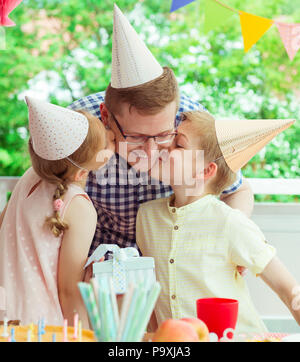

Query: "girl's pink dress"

xmin=0 ymin=167 xmax=90 ymax=325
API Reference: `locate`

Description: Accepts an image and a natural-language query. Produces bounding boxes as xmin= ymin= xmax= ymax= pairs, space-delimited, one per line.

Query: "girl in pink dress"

xmin=0 ymin=97 xmax=115 ymax=327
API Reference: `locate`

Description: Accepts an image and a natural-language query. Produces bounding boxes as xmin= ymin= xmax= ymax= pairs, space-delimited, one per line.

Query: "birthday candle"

xmin=41 ymin=317 xmax=45 ymax=335
xmin=37 ymin=318 xmax=42 ymax=342
xmin=52 ymin=333 xmax=56 ymax=342
xmin=73 ymin=313 xmax=78 ymax=339
xmin=38 ymin=332 xmax=42 ymax=342
xmin=11 ymin=328 xmax=15 ymax=342
xmin=1 ymin=316 xmax=9 ymax=337
xmin=27 ymin=329 xmax=31 ymax=342
xmin=63 ymin=319 xmax=68 ymax=342
xmin=78 ymin=320 xmax=82 ymax=342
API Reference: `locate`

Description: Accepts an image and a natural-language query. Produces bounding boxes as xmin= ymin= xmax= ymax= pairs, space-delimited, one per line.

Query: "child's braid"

xmin=46 ymin=182 xmax=69 ymax=237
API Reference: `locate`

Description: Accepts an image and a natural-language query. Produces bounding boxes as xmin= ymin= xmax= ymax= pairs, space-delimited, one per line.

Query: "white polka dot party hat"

xmin=215 ymin=118 xmax=295 ymax=172
xmin=111 ymin=3 xmax=163 ymax=88
xmin=25 ymin=96 xmax=89 ymax=161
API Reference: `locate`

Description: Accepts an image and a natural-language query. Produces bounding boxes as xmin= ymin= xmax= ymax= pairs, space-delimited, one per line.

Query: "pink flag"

xmin=0 ymin=0 xmax=23 ymax=27
xmin=275 ymin=21 xmax=300 ymax=61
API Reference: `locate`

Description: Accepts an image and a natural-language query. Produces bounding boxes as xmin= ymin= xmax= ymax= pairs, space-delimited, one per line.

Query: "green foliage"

xmin=0 ymin=0 xmax=299 ymax=201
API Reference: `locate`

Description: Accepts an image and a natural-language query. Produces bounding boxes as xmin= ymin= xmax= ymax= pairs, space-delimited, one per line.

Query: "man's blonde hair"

xmin=104 ymin=67 xmax=179 ymax=115
xmin=182 ymin=110 xmax=237 ymax=195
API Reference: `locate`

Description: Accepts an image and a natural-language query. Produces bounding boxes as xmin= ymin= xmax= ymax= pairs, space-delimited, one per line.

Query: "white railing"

xmin=1 ymin=177 xmax=300 ymax=212
xmin=0 ymin=176 xmax=300 ymax=333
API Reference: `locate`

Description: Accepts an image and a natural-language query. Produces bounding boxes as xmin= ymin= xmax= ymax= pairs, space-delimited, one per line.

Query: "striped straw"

xmin=108 ymin=277 xmax=120 ymax=333
xmin=116 ymin=283 xmax=135 ymax=341
xmin=90 ymin=278 xmax=100 ymax=308
xmin=121 ymin=286 xmax=140 ymax=341
xmin=104 ymin=289 xmax=117 ymax=341
xmin=126 ymin=285 xmax=148 ymax=341
xmin=96 ymin=277 xmax=112 ymax=342
xmin=98 ymin=289 xmax=111 ymax=341
xmin=78 ymin=282 xmax=102 ymax=341
xmin=132 ymin=282 xmax=161 ymax=342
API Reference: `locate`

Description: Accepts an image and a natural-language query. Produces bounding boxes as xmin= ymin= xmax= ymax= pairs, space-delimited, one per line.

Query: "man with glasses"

xmin=68 ymin=5 xmax=254 ymax=257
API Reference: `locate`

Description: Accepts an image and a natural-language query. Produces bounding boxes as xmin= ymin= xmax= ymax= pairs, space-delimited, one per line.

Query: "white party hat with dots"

xmin=25 ymin=96 xmax=89 ymax=161
xmin=215 ymin=118 xmax=295 ymax=172
xmin=111 ymin=3 xmax=163 ymax=88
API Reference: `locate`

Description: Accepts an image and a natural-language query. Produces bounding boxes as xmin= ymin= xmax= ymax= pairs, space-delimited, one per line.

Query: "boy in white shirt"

xmin=136 ymin=110 xmax=300 ymax=334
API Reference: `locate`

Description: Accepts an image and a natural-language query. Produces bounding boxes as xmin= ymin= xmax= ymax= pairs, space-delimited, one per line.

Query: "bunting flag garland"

xmin=239 ymin=11 xmax=274 ymax=53
xmin=170 ymin=0 xmax=195 ymax=13
xmin=275 ymin=22 xmax=300 ymax=61
xmin=0 ymin=0 xmax=23 ymax=27
xmin=203 ymin=0 xmax=236 ymax=34
xmin=170 ymin=0 xmax=300 ymax=61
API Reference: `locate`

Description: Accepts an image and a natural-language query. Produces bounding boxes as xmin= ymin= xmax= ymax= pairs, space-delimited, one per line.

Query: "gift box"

xmin=84 ymin=244 xmax=156 ymax=294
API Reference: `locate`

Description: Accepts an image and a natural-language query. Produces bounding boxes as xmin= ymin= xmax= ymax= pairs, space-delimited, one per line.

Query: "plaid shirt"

xmin=68 ymin=91 xmax=243 ymax=256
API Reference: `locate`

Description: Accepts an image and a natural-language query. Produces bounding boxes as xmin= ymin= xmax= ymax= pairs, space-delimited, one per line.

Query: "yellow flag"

xmin=239 ymin=11 xmax=274 ymax=52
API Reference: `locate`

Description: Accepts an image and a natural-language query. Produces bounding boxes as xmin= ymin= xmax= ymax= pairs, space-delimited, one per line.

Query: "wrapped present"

xmin=84 ymin=244 xmax=156 ymax=294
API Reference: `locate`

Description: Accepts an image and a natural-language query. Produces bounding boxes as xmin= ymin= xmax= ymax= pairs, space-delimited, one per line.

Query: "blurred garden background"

xmin=0 ymin=0 xmax=299 ymax=202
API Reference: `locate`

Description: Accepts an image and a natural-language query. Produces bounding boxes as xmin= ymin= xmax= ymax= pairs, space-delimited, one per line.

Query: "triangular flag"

xmin=239 ymin=11 xmax=274 ymax=52
xmin=275 ymin=22 xmax=300 ymax=61
xmin=215 ymin=118 xmax=295 ymax=172
xmin=204 ymin=0 xmax=235 ymax=33
xmin=170 ymin=0 xmax=195 ymax=13
xmin=0 ymin=0 xmax=23 ymax=27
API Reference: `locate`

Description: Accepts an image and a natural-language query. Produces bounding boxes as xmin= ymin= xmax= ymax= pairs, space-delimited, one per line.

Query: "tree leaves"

xmin=0 ymin=0 xmax=299 ymax=202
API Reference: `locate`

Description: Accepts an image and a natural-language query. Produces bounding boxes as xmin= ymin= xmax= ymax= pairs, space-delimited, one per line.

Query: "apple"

xmin=152 ymin=319 xmax=200 ymax=342
xmin=180 ymin=317 xmax=209 ymax=341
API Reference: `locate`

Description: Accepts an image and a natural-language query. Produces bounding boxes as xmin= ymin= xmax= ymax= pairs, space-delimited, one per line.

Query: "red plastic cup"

xmin=196 ymin=298 xmax=238 ymax=339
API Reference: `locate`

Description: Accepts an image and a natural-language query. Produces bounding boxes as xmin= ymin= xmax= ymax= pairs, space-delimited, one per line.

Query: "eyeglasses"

xmin=110 ymin=112 xmax=178 ymax=145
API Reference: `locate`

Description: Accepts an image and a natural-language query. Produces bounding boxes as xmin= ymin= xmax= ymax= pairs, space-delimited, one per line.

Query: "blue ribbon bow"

xmin=84 ymin=244 xmax=139 ymax=293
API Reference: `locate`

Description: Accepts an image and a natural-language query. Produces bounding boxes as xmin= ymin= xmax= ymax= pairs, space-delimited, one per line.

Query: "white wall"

xmin=246 ymin=203 xmax=300 ymax=332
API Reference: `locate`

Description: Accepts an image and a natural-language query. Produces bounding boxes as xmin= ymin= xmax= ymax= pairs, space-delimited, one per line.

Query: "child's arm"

xmin=57 ymin=195 xmax=97 ymax=329
xmin=259 ymin=256 xmax=300 ymax=325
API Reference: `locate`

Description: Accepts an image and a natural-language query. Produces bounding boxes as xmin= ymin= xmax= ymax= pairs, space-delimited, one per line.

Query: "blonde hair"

xmin=29 ymin=110 xmax=105 ymax=237
xmin=182 ymin=110 xmax=237 ymax=195
xmin=105 ymin=67 xmax=179 ymax=115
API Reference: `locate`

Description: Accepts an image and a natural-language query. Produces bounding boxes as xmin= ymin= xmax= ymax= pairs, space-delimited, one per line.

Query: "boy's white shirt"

xmin=136 ymin=193 xmax=275 ymax=334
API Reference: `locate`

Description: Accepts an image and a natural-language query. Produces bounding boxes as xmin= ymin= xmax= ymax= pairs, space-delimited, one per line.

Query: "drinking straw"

xmin=95 ymin=277 xmax=111 ymax=342
xmin=90 ymin=278 xmax=100 ymax=308
xmin=116 ymin=283 xmax=135 ymax=341
xmin=132 ymin=282 xmax=161 ymax=342
xmin=108 ymin=277 xmax=120 ymax=333
xmin=98 ymin=289 xmax=111 ymax=341
xmin=103 ymin=288 xmax=117 ymax=341
xmin=78 ymin=282 xmax=102 ymax=341
xmin=120 ymin=286 xmax=140 ymax=341
xmin=126 ymin=285 xmax=148 ymax=341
